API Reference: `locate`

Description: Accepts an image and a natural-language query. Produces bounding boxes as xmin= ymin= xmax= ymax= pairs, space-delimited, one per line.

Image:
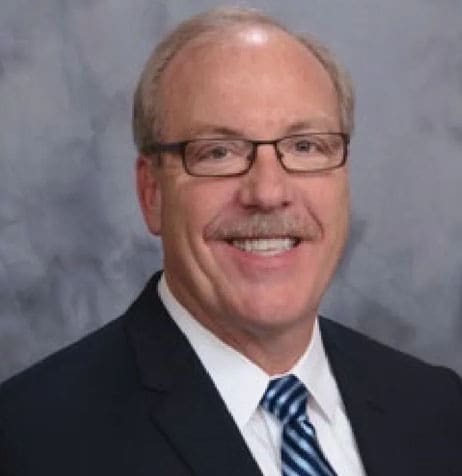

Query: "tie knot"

xmin=261 ymin=374 xmax=309 ymax=425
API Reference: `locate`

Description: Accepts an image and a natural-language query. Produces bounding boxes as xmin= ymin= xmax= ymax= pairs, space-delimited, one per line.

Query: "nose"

xmin=237 ymin=144 xmax=294 ymax=211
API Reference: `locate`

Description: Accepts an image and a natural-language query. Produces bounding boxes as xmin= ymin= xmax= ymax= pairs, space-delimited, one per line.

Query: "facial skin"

xmin=137 ymin=26 xmax=350 ymax=374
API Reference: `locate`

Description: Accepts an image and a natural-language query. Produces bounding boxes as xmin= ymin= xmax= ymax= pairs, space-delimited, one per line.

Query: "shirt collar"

xmin=291 ymin=319 xmax=339 ymax=422
xmin=158 ymin=273 xmax=338 ymax=428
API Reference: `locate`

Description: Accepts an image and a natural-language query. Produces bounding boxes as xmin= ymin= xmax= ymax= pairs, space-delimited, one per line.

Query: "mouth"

xmin=227 ymin=237 xmax=300 ymax=256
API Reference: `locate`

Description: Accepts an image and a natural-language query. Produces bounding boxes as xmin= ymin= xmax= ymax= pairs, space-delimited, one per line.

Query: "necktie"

xmin=261 ymin=374 xmax=338 ymax=476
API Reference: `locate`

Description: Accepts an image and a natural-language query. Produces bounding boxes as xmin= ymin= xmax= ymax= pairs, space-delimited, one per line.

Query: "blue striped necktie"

xmin=260 ymin=374 xmax=338 ymax=476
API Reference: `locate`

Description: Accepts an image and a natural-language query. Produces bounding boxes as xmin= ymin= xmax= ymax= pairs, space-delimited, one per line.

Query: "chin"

xmin=230 ymin=295 xmax=317 ymax=333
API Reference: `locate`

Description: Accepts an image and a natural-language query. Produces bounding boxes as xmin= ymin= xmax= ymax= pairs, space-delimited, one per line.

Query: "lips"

xmin=230 ymin=237 xmax=299 ymax=255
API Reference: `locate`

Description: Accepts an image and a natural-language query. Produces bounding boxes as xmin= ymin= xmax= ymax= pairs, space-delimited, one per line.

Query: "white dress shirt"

xmin=158 ymin=275 xmax=366 ymax=476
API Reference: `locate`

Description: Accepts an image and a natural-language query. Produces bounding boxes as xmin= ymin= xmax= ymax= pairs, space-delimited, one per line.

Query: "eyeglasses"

xmin=146 ymin=132 xmax=349 ymax=177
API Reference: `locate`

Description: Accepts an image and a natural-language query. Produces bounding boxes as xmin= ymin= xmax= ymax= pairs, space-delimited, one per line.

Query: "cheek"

xmin=303 ymin=175 xmax=349 ymax=242
xmin=161 ymin=178 xmax=237 ymax=244
xmin=332 ymin=178 xmax=350 ymax=225
xmin=303 ymin=170 xmax=348 ymax=208
xmin=326 ymin=183 xmax=349 ymax=252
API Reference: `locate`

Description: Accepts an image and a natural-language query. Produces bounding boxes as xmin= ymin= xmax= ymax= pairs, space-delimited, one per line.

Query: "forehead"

xmin=159 ymin=26 xmax=340 ymax=139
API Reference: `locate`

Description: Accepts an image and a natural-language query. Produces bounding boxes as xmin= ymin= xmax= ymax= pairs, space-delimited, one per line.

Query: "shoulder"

xmin=0 ymin=314 xmax=141 ymax=472
xmin=319 ymin=316 xmax=462 ymax=403
xmin=0 ymin=315 xmax=135 ymax=416
xmin=0 ymin=273 xmax=163 ymax=411
xmin=320 ymin=318 xmax=462 ymax=472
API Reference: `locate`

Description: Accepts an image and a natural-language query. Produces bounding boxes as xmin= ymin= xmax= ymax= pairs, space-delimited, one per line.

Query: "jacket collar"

xmin=124 ymin=273 xmax=263 ymax=476
xmin=319 ymin=317 xmax=396 ymax=476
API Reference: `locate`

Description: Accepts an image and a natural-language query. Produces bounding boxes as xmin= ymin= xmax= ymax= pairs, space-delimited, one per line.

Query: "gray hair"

xmin=133 ymin=7 xmax=355 ymax=154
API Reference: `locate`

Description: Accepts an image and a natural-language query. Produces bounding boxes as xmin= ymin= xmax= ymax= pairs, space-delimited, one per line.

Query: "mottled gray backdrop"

xmin=1 ymin=0 xmax=461 ymax=382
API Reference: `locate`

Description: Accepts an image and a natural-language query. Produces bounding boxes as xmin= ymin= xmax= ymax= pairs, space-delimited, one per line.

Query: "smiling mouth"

xmin=228 ymin=237 xmax=300 ymax=256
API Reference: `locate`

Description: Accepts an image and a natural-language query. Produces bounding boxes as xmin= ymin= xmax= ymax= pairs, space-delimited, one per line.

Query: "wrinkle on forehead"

xmin=159 ymin=25 xmax=340 ymax=140
xmin=168 ymin=24 xmax=305 ymax=69
xmin=162 ymin=25 xmax=333 ymax=96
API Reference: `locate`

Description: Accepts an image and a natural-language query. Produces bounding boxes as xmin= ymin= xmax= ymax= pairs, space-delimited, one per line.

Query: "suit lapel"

xmin=320 ymin=318 xmax=401 ymax=476
xmin=124 ymin=274 xmax=262 ymax=476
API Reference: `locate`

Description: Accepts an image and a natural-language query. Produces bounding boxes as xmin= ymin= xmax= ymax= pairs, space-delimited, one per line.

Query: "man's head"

xmin=134 ymin=7 xmax=354 ymax=367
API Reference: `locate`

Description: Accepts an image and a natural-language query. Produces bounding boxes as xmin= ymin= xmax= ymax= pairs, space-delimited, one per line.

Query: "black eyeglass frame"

xmin=145 ymin=132 xmax=350 ymax=177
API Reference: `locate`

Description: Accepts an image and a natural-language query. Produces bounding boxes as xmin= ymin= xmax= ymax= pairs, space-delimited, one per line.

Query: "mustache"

xmin=204 ymin=211 xmax=322 ymax=241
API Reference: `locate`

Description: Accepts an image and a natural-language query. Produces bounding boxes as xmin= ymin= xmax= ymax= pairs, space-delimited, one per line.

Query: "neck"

xmin=214 ymin=318 xmax=316 ymax=375
xmin=161 ymin=272 xmax=317 ymax=376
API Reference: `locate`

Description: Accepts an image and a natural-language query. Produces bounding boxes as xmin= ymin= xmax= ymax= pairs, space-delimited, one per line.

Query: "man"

xmin=0 ymin=7 xmax=461 ymax=476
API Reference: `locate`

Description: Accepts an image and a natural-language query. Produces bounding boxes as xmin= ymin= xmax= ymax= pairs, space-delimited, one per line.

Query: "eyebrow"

xmin=185 ymin=125 xmax=244 ymax=139
xmin=285 ymin=118 xmax=339 ymax=134
xmin=184 ymin=117 xmax=339 ymax=140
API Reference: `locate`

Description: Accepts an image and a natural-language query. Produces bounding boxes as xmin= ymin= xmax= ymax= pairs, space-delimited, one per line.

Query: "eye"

xmin=293 ymin=139 xmax=315 ymax=154
xmin=191 ymin=140 xmax=247 ymax=163
xmin=204 ymin=145 xmax=230 ymax=160
xmin=288 ymin=135 xmax=334 ymax=156
xmin=187 ymin=142 xmax=232 ymax=163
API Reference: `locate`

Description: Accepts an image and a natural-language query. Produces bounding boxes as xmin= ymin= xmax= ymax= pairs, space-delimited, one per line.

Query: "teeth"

xmin=231 ymin=238 xmax=297 ymax=255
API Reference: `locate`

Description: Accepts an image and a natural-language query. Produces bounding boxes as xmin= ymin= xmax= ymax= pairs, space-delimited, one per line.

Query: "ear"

xmin=136 ymin=155 xmax=162 ymax=235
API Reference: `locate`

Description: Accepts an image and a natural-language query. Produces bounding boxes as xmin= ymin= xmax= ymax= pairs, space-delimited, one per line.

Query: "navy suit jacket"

xmin=1 ymin=273 xmax=461 ymax=475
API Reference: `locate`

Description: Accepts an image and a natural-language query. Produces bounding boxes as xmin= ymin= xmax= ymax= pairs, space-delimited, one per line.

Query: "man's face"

xmin=138 ymin=27 xmax=349 ymax=348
